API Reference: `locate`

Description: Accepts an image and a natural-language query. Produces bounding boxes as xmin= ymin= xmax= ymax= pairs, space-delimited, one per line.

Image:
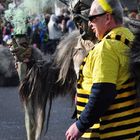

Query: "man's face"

xmin=88 ymin=3 xmax=107 ymax=40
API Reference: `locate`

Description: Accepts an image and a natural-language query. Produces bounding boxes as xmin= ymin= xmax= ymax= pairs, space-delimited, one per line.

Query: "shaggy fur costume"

xmin=129 ymin=18 xmax=140 ymax=99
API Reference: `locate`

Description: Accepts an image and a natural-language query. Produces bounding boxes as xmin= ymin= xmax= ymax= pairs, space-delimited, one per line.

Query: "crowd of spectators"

xmin=0 ymin=8 xmax=76 ymax=54
xmin=0 ymin=6 xmax=140 ymax=55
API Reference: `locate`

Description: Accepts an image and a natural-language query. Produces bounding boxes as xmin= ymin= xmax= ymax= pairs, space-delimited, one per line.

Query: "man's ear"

xmin=105 ymin=13 xmax=112 ymax=25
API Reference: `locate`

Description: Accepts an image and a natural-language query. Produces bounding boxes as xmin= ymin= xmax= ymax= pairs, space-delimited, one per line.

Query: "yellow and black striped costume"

xmin=77 ymin=27 xmax=140 ymax=139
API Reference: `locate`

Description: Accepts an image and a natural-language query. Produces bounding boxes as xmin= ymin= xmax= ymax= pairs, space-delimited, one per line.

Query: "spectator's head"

xmin=128 ymin=12 xmax=137 ymax=19
xmin=50 ymin=14 xmax=59 ymax=23
xmin=45 ymin=14 xmax=50 ymax=25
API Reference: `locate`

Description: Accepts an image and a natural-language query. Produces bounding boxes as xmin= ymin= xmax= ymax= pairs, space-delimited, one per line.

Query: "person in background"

xmin=40 ymin=14 xmax=50 ymax=54
xmin=3 ymin=21 xmax=13 ymax=44
xmin=47 ymin=14 xmax=62 ymax=54
xmin=44 ymin=14 xmax=50 ymax=27
xmin=31 ymin=17 xmax=42 ymax=49
xmin=66 ymin=15 xmax=76 ymax=33
xmin=31 ymin=25 xmax=41 ymax=49
xmin=26 ymin=17 xmax=32 ymax=39
xmin=0 ymin=18 xmax=4 ymax=44
xmin=128 ymin=11 xmax=137 ymax=19
xmin=65 ymin=0 xmax=140 ymax=139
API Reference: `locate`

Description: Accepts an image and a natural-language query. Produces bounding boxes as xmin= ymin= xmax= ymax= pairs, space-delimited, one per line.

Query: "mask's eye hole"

xmin=73 ymin=16 xmax=84 ymax=27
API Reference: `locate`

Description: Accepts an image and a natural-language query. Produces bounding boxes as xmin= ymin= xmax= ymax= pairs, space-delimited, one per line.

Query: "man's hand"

xmin=65 ymin=122 xmax=83 ymax=140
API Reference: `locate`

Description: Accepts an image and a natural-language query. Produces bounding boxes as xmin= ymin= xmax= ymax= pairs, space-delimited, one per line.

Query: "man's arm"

xmin=76 ymin=83 xmax=117 ymax=132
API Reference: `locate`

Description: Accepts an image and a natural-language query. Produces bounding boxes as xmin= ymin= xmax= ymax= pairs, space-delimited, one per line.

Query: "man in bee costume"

xmin=66 ymin=0 xmax=140 ymax=140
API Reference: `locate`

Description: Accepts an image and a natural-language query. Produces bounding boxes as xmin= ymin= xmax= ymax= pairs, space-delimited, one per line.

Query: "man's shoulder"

xmin=108 ymin=27 xmax=134 ymax=41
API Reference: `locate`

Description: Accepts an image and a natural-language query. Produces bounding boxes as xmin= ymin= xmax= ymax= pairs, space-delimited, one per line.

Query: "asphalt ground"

xmin=0 ymin=87 xmax=75 ymax=140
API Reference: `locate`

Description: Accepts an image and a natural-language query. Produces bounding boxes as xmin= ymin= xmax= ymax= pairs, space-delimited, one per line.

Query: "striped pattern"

xmin=76 ymin=33 xmax=140 ymax=139
xmin=106 ymin=34 xmax=130 ymax=46
xmin=100 ymin=80 xmax=140 ymax=140
xmin=77 ymin=79 xmax=140 ymax=139
xmin=77 ymin=58 xmax=87 ymax=89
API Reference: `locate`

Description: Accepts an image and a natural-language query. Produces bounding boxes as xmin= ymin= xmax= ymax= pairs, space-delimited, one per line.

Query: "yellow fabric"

xmin=102 ymin=107 xmax=140 ymax=120
xmin=101 ymin=126 xmax=140 ymax=139
xmin=98 ymin=0 xmax=113 ymax=13
xmin=76 ymin=27 xmax=140 ymax=139
xmin=82 ymin=131 xmax=100 ymax=138
xmin=81 ymin=123 xmax=100 ymax=138
xmin=89 ymin=27 xmax=134 ymax=85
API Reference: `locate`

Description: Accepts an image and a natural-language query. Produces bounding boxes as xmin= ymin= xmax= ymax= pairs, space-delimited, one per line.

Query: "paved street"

xmin=0 ymin=87 xmax=75 ymax=140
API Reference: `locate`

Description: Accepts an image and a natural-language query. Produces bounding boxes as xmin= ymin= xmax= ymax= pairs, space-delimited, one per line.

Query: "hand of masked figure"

xmin=65 ymin=122 xmax=83 ymax=140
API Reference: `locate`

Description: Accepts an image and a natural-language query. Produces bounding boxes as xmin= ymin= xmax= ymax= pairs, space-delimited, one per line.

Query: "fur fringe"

xmin=19 ymin=31 xmax=79 ymax=136
xmin=128 ymin=18 xmax=140 ymax=99
xmin=129 ymin=29 xmax=140 ymax=98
